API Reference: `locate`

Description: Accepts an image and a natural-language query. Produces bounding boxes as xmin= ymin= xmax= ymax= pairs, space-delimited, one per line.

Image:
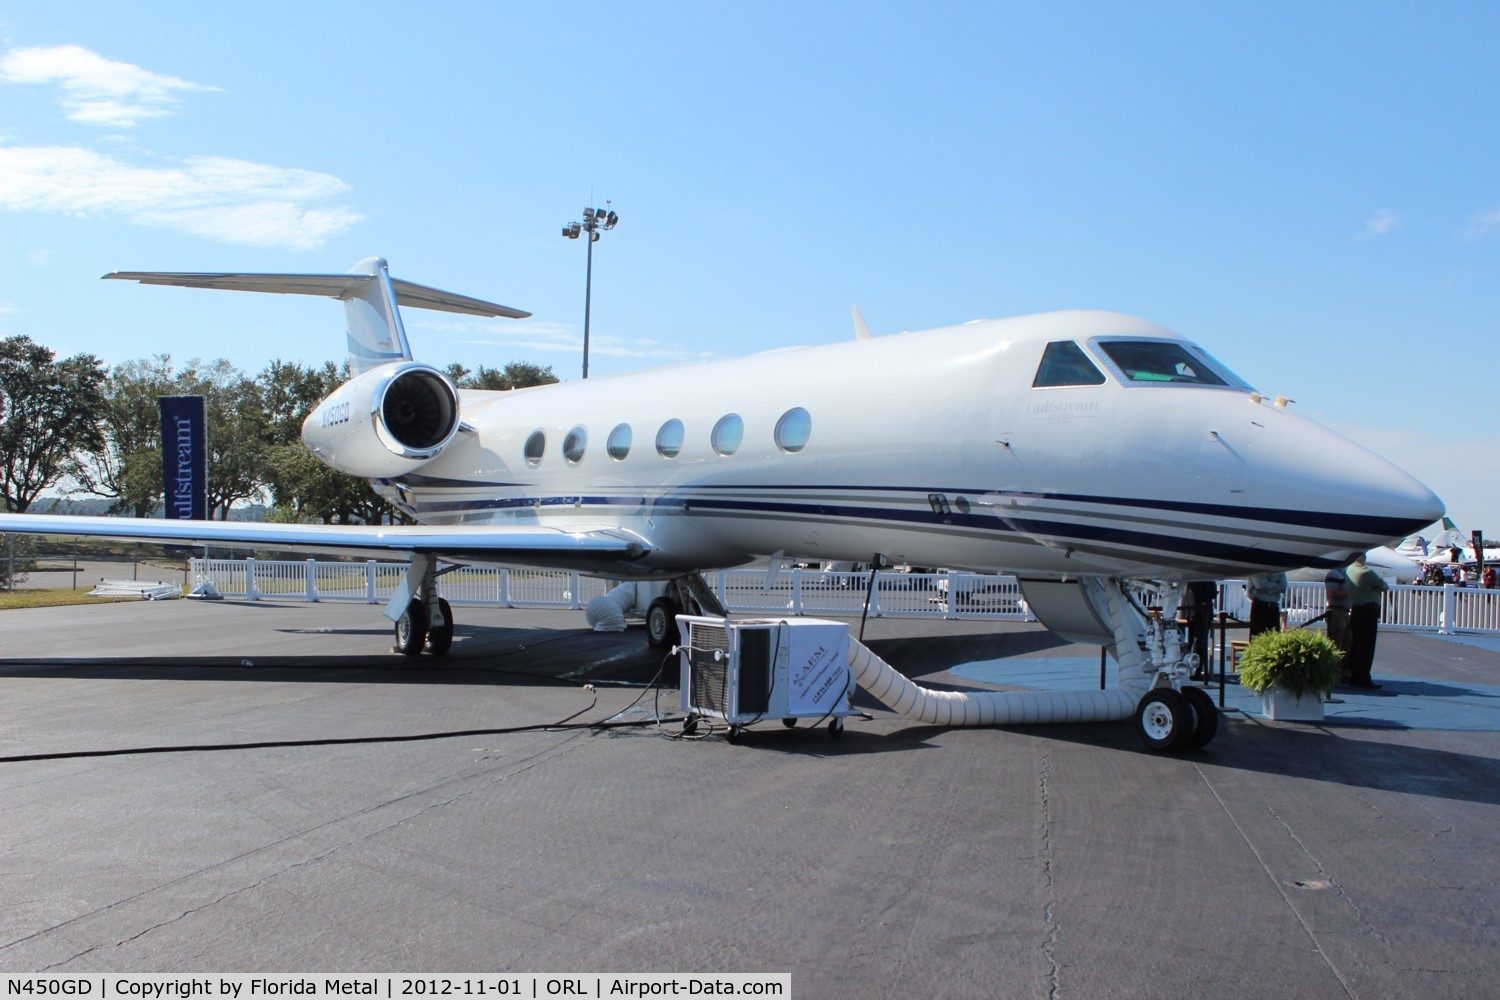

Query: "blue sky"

xmin=1 ymin=2 xmax=1496 ymax=539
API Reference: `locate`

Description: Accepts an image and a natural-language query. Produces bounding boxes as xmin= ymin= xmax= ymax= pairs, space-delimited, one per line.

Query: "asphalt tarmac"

xmin=2 ymin=598 xmax=1498 ymax=998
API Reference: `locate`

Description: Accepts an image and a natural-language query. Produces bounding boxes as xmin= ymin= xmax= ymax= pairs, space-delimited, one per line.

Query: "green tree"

xmin=176 ymin=359 xmax=269 ymax=520
xmin=260 ymin=359 xmax=345 ymax=446
xmin=450 ymin=361 xmax=558 ymax=391
xmin=72 ymin=355 xmax=270 ymax=520
xmin=0 ymin=336 xmax=107 ymax=513
xmin=264 ymin=442 xmax=389 ymax=524
xmin=67 ymin=355 xmax=185 ymax=517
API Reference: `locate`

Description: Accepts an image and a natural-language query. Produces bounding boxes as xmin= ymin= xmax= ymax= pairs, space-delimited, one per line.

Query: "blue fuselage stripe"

xmin=404 ymin=488 xmax=1375 ymax=569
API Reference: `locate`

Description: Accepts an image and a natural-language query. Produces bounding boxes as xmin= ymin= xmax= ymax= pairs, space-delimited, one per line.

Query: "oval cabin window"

xmin=607 ymin=423 xmax=632 ymax=460
xmin=524 ymin=430 xmax=546 ymax=467
xmin=712 ymin=414 xmax=744 ymax=456
xmin=563 ymin=426 xmax=587 ymax=464
xmin=774 ymin=408 xmax=811 ymax=453
xmin=656 ymin=419 xmax=684 ymax=458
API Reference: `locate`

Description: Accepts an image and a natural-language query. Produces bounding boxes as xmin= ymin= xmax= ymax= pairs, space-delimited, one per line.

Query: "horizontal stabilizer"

xmin=103 ymin=270 xmax=531 ymax=319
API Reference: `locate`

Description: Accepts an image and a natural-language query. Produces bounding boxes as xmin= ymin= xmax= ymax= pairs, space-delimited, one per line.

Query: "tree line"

xmin=0 ymin=335 xmax=557 ymax=523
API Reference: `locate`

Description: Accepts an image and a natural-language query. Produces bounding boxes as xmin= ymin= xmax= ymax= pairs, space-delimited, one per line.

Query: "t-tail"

xmin=104 ymin=257 xmax=530 ymax=376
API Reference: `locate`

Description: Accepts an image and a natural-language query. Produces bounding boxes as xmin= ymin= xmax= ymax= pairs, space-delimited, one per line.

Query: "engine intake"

xmin=378 ymin=367 xmax=458 ymax=455
xmin=302 ymin=362 xmax=462 ymax=478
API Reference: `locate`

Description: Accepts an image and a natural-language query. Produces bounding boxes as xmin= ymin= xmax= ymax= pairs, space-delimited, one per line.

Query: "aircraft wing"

xmin=0 ymin=514 xmax=649 ymax=573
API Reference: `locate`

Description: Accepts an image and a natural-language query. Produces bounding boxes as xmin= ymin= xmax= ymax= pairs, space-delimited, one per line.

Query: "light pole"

xmin=562 ymin=202 xmax=619 ymax=379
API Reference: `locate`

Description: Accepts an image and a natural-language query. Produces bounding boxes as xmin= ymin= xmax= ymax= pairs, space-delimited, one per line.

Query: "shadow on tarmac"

xmin=7 ymin=620 xmax=1498 ymax=807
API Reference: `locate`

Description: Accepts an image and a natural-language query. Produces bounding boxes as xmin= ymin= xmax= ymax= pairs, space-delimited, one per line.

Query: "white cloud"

xmin=1357 ymin=208 xmax=1399 ymax=240
xmin=0 ymin=44 xmax=217 ymax=127
xmin=0 ymin=145 xmax=360 ymax=250
xmin=1464 ymin=208 xmax=1500 ymax=240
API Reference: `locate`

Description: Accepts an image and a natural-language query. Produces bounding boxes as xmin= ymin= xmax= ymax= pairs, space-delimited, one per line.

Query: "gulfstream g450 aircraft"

xmin=0 ymin=257 xmax=1443 ymax=749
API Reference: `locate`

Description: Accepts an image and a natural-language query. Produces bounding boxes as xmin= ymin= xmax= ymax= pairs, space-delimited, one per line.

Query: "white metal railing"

xmin=185 ymin=558 xmax=1500 ymax=636
xmin=189 ymin=558 xmax=607 ymax=610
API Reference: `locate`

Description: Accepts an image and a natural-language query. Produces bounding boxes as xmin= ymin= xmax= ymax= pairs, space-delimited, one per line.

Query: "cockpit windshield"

xmin=1094 ymin=339 xmax=1254 ymax=390
xmin=1033 ymin=340 xmax=1107 ymax=387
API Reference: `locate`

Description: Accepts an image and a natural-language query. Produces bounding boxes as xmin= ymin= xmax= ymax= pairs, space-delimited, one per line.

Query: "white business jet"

xmin=0 ymin=257 xmax=1443 ymax=749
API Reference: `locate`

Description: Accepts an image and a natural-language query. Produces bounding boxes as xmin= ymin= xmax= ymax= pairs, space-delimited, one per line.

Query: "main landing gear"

xmin=394 ymin=596 xmax=454 ymax=657
xmin=393 ymin=556 xmax=455 ymax=657
xmin=644 ymin=573 xmax=729 ymax=649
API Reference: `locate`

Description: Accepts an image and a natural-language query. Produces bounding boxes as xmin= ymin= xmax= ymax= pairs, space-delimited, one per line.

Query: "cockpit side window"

xmin=1095 ymin=340 xmax=1231 ymax=386
xmin=1033 ymin=341 xmax=1107 ymax=387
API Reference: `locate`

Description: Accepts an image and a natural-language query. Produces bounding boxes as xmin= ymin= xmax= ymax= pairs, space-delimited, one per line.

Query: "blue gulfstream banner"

xmin=159 ymin=395 xmax=207 ymax=520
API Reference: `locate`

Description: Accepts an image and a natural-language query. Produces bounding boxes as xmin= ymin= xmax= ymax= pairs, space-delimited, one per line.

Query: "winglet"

xmin=851 ymin=306 xmax=872 ymax=342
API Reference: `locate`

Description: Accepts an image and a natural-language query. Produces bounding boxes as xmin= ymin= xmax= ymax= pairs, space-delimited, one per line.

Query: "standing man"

xmin=1246 ymin=570 xmax=1288 ymax=639
xmin=1344 ymin=552 xmax=1389 ymax=689
xmin=1324 ymin=561 xmax=1353 ymax=659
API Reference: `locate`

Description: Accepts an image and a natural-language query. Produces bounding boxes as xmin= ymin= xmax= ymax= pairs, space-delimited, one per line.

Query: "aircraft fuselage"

xmin=361 ymin=309 xmax=1439 ymax=582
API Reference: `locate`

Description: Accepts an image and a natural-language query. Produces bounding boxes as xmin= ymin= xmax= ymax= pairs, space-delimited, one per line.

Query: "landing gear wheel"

xmin=426 ymin=598 xmax=454 ymax=657
xmin=1136 ymin=688 xmax=1192 ymax=751
xmin=1179 ymin=686 xmax=1219 ymax=750
xmin=394 ymin=598 xmax=428 ymax=656
xmin=646 ymin=597 xmax=682 ymax=648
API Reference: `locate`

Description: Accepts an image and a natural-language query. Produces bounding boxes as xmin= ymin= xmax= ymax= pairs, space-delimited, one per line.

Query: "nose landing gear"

xmin=1131 ymin=584 xmax=1219 ymax=752
xmin=1135 ymin=683 xmax=1217 ymax=751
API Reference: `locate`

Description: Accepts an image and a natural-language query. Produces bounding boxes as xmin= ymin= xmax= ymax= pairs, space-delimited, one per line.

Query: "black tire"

xmin=426 ymin=598 xmax=454 ymax=657
xmin=1135 ymin=688 xmax=1192 ymax=751
xmin=1179 ymin=686 xmax=1219 ymax=750
xmin=829 ymin=718 xmax=843 ymax=739
xmin=646 ymin=597 xmax=681 ymax=648
xmin=682 ymin=715 xmax=699 ymax=736
xmin=782 ymin=718 xmax=798 ymax=728
xmin=394 ymin=598 xmax=428 ymax=656
xmin=727 ymin=725 xmax=742 ymax=744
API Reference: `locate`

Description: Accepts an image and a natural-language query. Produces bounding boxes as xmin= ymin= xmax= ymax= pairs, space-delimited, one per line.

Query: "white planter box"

xmin=1261 ymin=688 xmax=1325 ymax=722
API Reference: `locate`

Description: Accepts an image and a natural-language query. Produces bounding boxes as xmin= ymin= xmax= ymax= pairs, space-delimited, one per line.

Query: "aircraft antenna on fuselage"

xmin=851 ymin=306 xmax=872 ymax=342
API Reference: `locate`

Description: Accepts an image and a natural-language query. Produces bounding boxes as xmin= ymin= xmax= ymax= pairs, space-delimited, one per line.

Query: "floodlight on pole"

xmin=561 ymin=200 xmax=619 ymax=379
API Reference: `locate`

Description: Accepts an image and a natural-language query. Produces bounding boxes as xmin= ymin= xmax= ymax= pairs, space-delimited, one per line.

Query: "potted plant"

xmin=1237 ymin=628 xmax=1343 ymax=721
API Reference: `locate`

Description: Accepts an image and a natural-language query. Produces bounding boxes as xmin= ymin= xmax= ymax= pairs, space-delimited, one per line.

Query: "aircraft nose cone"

xmin=1287 ymin=421 xmax=1444 ymax=543
xmin=1368 ymin=467 xmax=1445 ymax=537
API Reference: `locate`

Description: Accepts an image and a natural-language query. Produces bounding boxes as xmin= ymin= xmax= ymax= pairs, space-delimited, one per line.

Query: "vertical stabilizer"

xmin=344 ymin=257 xmax=413 ymax=376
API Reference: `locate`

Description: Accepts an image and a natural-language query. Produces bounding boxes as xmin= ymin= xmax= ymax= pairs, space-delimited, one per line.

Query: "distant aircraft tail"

xmin=104 ymin=257 xmax=530 ymax=376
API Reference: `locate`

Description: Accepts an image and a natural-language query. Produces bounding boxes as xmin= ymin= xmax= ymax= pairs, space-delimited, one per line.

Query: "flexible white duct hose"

xmin=846 ymin=578 xmax=1153 ymax=726
xmin=584 ymin=582 xmax=636 ymax=632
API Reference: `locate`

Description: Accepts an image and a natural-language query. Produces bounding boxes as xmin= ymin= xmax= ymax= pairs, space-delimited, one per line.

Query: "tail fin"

xmin=104 ymin=257 xmax=530 ymax=376
xmin=341 ymin=256 xmax=412 ymax=375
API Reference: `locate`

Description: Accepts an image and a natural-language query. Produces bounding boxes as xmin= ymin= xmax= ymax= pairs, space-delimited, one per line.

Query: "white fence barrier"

xmin=187 ymin=558 xmax=1500 ymax=636
xmin=189 ymin=558 xmax=610 ymax=609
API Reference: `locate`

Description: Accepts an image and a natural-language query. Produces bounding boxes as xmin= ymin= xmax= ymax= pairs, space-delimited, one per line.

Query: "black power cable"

xmin=0 ymin=697 xmax=683 ymax=765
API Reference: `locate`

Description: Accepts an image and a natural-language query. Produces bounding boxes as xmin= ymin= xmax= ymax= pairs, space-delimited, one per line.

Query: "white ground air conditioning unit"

xmin=677 ymin=616 xmax=853 ymax=740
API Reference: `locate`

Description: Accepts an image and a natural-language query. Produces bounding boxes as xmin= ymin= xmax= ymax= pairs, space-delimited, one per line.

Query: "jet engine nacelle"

xmin=302 ymin=361 xmax=461 ymax=478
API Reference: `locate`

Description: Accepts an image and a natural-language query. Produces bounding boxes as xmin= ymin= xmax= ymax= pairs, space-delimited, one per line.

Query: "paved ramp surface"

xmin=2 ymin=600 xmax=1497 ymax=998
